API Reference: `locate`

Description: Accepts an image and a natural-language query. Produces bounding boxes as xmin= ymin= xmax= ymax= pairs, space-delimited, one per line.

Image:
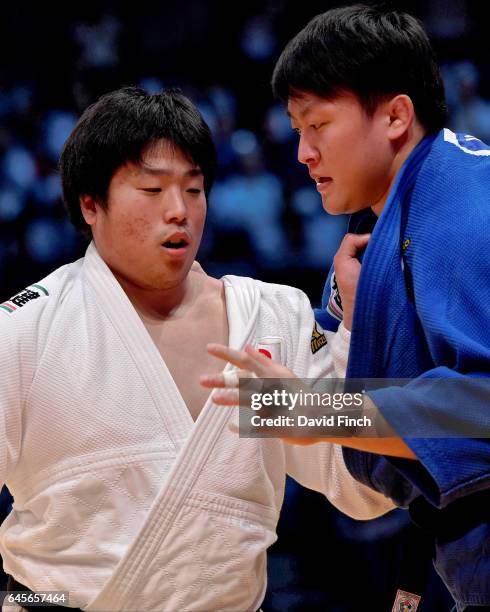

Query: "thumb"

xmin=336 ymin=233 xmax=371 ymax=259
xmin=350 ymin=233 xmax=371 ymax=249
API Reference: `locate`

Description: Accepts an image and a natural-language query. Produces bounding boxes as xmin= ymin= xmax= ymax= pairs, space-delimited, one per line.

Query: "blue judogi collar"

xmin=314 ymin=134 xmax=436 ymax=341
xmin=347 ymin=133 xmax=437 ymax=378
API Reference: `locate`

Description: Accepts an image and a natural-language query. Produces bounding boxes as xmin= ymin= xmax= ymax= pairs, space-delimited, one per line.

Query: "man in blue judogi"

xmin=205 ymin=5 xmax=490 ymax=612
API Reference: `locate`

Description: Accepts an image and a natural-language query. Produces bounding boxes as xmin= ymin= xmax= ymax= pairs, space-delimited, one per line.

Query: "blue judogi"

xmin=316 ymin=129 xmax=490 ymax=610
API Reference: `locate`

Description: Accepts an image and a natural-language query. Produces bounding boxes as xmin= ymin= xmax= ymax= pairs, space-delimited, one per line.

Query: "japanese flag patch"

xmin=255 ymin=338 xmax=283 ymax=362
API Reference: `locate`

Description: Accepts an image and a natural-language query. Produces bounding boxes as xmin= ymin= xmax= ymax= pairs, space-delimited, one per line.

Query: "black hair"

xmin=60 ymin=87 xmax=217 ymax=234
xmin=272 ymin=4 xmax=448 ymax=133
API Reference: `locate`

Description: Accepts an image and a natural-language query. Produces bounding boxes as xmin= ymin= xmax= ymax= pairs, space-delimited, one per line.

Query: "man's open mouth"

xmin=162 ymin=239 xmax=188 ymax=249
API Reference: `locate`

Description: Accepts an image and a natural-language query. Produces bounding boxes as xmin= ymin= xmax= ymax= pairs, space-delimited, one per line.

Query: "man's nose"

xmin=163 ymin=190 xmax=187 ymax=224
xmin=297 ymin=134 xmax=320 ymax=166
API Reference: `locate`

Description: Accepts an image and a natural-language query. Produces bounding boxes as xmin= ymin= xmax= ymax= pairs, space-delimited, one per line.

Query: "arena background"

xmin=1 ymin=1 xmax=489 ymax=610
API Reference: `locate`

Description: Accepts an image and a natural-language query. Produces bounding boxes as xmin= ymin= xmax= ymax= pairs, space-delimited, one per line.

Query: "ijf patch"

xmin=255 ymin=338 xmax=283 ymax=362
xmin=443 ymin=128 xmax=490 ymax=156
xmin=0 ymin=284 xmax=49 ymax=316
xmin=326 ymin=272 xmax=343 ymax=322
xmin=311 ymin=322 xmax=328 ymax=354
xmin=391 ymin=589 xmax=421 ymax=612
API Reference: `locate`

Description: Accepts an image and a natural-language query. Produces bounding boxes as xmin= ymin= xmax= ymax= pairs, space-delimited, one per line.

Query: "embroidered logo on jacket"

xmin=326 ymin=272 xmax=343 ymax=322
xmin=391 ymin=589 xmax=421 ymax=612
xmin=311 ymin=322 xmax=328 ymax=354
xmin=444 ymin=128 xmax=490 ymax=156
xmin=0 ymin=284 xmax=49 ymax=315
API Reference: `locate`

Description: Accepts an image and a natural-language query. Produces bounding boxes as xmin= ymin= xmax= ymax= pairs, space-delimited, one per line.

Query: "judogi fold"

xmin=0 ymin=243 xmax=393 ymax=611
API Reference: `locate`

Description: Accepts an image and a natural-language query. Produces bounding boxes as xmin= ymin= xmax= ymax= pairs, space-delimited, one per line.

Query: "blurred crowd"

xmin=2 ymin=1 xmax=489 ymax=303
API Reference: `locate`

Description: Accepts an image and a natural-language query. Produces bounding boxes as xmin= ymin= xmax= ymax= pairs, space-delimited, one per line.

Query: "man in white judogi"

xmin=0 ymin=87 xmax=393 ymax=612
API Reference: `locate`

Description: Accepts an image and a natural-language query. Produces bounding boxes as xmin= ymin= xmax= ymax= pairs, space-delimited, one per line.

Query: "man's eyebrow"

xmin=286 ymin=103 xmax=315 ymax=121
xmin=137 ymin=165 xmax=203 ymax=177
xmin=186 ymin=167 xmax=204 ymax=177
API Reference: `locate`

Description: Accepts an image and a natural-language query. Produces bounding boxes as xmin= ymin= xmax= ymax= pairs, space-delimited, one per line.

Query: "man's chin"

xmin=322 ymin=197 xmax=371 ymax=216
xmin=322 ymin=198 xmax=345 ymax=216
xmin=155 ymin=260 xmax=196 ymax=289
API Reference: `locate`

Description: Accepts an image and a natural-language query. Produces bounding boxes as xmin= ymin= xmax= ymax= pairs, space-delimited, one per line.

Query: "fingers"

xmin=207 ymin=343 xmax=278 ymax=377
xmin=200 ymin=373 xmax=229 ymax=388
xmin=204 ymin=344 xmax=298 ymax=411
xmin=200 ymin=369 xmax=256 ymax=389
xmin=210 ymin=388 xmax=240 ymax=406
xmin=207 ymin=343 xmax=259 ymax=371
xmin=335 ymin=232 xmax=371 ymax=259
xmin=244 ymin=344 xmax=276 ymax=364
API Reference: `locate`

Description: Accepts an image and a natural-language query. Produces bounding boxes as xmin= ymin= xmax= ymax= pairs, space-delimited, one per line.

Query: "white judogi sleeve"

xmin=0 ymin=324 xmax=16 ymax=486
xmin=277 ymin=288 xmax=395 ymax=519
xmin=0 ymin=308 xmax=35 ymax=488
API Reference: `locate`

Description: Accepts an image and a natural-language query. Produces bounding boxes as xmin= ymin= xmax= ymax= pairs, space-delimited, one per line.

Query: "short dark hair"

xmin=272 ymin=4 xmax=448 ymax=133
xmin=60 ymin=87 xmax=217 ymax=234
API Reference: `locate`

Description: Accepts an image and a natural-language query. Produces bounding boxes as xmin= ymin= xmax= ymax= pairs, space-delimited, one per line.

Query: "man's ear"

xmin=80 ymin=194 xmax=98 ymax=226
xmin=386 ymin=94 xmax=415 ymax=141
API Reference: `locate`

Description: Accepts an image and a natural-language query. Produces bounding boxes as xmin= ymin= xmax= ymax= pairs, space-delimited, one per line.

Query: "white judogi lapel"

xmin=85 ymin=245 xmax=271 ymax=611
xmin=83 ymin=243 xmax=261 ymax=439
xmin=83 ymin=242 xmax=194 ymax=447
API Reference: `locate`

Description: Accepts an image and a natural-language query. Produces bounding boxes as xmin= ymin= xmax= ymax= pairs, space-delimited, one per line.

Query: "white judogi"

xmin=0 ymin=243 xmax=393 ymax=611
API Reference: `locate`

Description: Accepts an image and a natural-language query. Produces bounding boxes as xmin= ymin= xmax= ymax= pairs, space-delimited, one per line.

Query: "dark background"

xmin=1 ymin=1 xmax=489 ymax=610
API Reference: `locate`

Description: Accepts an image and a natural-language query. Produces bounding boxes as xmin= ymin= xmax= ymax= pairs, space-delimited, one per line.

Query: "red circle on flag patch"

xmin=258 ymin=348 xmax=272 ymax=359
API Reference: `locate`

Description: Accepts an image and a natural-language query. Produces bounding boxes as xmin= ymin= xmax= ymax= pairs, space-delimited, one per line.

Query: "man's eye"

xmin=141 ymin=188 xmax=161 ymax=193
xmin=311 ymin=123 xmax=324 ymax=130
xmin=187 ymin=188 xmax=202 ymax=194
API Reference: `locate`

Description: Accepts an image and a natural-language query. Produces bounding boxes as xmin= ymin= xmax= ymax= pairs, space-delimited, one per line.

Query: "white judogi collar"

xmin=83 ymin=242 xmax=261 ymax=443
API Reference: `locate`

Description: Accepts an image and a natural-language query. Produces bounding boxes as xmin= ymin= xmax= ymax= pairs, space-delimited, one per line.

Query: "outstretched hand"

xmin=200 ymin=343 xmax=296 ymax=406
xmin=201 ymin=343 xmax=319 ymax=445
xmin=200 ymin=339 xmax=415 ymax=458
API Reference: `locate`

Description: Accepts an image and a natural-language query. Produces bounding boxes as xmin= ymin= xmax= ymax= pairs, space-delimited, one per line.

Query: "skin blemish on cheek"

xmin=121 ymin=215 xmax=153 ymax=239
